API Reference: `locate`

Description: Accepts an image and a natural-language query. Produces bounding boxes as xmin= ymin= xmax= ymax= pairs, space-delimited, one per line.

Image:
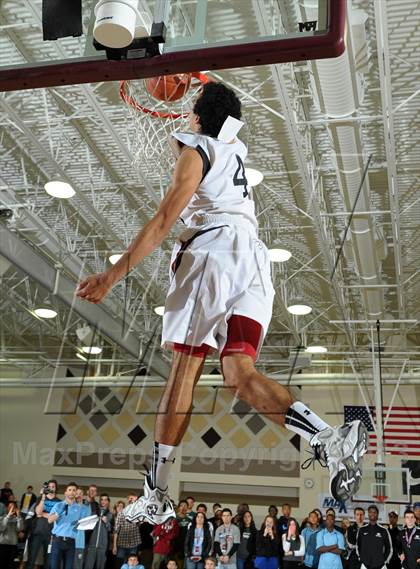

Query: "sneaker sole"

xmin=141 ymin=511 xmax=176 ymax=525
xmin=124 ymin=504 xmax=176 ymax=525
xmin=330 ymin=420 xmax=369 ymax=501
xmin=123 ymin=501 xmax=146 ymax=524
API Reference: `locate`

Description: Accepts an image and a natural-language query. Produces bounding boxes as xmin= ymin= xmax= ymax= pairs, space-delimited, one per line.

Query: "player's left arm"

xmin=76 ymin=147 xmax=202 ymax=303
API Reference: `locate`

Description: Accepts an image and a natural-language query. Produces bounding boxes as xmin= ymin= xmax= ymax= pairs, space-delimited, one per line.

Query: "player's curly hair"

xmin=193 ymin=82 xmax=241 ymax=138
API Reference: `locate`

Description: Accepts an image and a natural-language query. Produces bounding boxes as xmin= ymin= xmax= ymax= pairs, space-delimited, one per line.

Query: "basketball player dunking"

xmin=76 ymin=82 xmax=368 ymax=524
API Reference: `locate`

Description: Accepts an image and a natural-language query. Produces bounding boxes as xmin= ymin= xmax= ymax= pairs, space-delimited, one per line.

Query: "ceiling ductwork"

xmin=307 ymin=4 xmax=387 ymax=318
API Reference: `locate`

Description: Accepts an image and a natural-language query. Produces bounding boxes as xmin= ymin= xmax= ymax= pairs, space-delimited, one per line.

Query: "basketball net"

xmin=120 ymin=73 xmax=209 ymax=190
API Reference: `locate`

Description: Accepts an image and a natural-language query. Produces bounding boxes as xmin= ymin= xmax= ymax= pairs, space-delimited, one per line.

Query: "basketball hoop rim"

xmin=373 ymin=495 xmax=388 ymax=503
xmin=120 ymin=71 xmax=209 ymax=119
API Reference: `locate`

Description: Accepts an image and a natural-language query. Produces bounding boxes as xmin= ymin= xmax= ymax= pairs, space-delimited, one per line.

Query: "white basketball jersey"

xmin=172 ymin=132 xmax=258 ymax=229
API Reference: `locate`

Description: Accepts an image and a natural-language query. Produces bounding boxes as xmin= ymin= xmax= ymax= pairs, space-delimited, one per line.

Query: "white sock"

xmin=150 ymin=442 xmax=176 ymax=490
xmin=284 ymin=401 xmax=330 ymax=442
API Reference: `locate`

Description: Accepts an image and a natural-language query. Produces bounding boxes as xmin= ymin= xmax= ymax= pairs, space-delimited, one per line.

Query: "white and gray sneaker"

xmin=310 ymin=420 xmax=369 ymax=502
xmin=123 ymin=476 xmax=175 ymax=525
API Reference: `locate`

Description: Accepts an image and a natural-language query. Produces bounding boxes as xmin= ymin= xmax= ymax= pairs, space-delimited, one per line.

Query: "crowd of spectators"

xmin=1 ymin=481 xmax=419 ymax=569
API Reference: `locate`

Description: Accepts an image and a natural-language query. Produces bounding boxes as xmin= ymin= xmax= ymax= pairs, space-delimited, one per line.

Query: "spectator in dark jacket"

xmin=139 ymin=521 xmax=154 ymax=569
xmin=278 ymin=504 xmax=292 ymax=538
xmin=84 ymin=484 xmax=101 ymax=550
xmin=85 ymin=494 xmax=113 ymax=569
xmin=0 ymin=482 xmax=13 ymax=505
xmin=387 ymin=510 xmax=402 ymax=569
xmin=399 ymin=509 xmax=420 ymax=569
xmin=233 ymin=504 xmax=250 ymax=527
xmin=210 ymin=509 xmax=223 ymax=531
xmin=356 ymin=505 xmax=392 ymax=569
xmin=184 ymin=512 xmax=212 ymax=569
xmin=209 ymin=505 xmax=223 ymax=531
xmin=196 ymin=504 xmax=214 ymax=537
xmin=255 ymin=516 xmax=279 ymax=569
xmin=346 ymin=507 xmax=365 ymax=569
xmin=173 ymin=501 xmax=190 ymax=569
xmin=237 ymin=511 xmax=257 ymax=569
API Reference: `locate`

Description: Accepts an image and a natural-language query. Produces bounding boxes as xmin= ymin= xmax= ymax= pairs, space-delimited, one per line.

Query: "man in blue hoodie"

xmin=301 ymin=511 xmax=320 ymax=568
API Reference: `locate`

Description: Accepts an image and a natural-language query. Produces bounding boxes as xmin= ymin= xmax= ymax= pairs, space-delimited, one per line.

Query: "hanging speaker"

xmin=42 ymin=0 xmax=82 ymax=41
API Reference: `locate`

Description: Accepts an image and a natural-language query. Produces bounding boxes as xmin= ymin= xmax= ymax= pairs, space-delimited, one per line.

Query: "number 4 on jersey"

xmin=233 ymin=155 xmax=249 ymax=198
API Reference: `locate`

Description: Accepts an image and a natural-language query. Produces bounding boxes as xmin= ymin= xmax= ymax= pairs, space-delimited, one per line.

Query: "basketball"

xmin=145 ymin=73 xmax=192 ymax=102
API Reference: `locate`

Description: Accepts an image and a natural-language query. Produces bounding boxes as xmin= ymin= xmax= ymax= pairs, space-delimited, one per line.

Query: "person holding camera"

xmin=26 ymin=479 xmax=61 ymax=569
xmin=0 ymin=500 xmax=23 ymax=568
xmin=48 ymin=482 xmax=87 ymax=569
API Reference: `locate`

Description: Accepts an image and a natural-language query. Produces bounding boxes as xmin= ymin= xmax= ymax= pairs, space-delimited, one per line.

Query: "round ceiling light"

xmin=154 ymin=306 xmax=165 ymax=316
xmin=306 ymin=345 xmax=328 ymax=354
xmin=33 ymin=307 xmax=58 ymax=319
xmin=109 ymin=254 xmax=123 ymax=265
xmin=245 ymin=168 xmax=264 ymax=187
xmin=44 ymin=181 xmax=75 ymax=199
xmin=81 ymin=346 xmax=103 ymax=355
xmin=268 ymin=248 xmax=292 ymax=263
xmin=287 ymin=304 xmax=312 ymax=316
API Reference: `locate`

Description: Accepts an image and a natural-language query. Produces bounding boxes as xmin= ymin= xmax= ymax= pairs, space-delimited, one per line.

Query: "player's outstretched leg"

xmin=124 ymin=349 xmax=206 ymax=524
xmin=221 ymin=354 xmax=368 ymax=502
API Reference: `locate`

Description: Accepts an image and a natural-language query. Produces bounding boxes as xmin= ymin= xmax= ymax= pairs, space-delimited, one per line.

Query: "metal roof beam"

xmin=0 ymin=100 xmax=163 ymax=309
xmin=251 ymin=0 xmax=357 ymax=352
xmin=374 ymin=0 xmax=405 ymax=317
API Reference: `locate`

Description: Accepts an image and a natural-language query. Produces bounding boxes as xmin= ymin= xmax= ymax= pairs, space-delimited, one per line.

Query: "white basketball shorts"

xmin=161 ymin=220 xmax=275 ymax=359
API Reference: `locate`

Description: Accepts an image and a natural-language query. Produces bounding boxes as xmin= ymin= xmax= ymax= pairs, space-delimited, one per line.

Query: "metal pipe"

xmin=1 ymin=373 xmax=420 ymax=388
xmin=372 ymin=325 xmax=385 ymax=464
xmin=329 ymin=319 xmax=417 ymax=324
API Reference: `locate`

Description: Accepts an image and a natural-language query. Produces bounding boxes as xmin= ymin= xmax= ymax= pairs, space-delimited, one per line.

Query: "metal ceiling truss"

xmin=0 ymin=0 xmax=418 ymax=380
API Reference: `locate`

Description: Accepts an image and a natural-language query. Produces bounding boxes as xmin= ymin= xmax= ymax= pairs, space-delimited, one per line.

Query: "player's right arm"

xmin=76 ymin=147 xmax=203 ymax=304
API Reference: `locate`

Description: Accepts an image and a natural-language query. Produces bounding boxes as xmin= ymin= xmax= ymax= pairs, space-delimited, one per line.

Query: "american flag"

xmin=344 ymin=405 xmax=420 ymax=456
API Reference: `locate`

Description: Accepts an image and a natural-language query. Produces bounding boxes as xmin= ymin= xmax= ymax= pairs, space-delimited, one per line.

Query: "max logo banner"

xmin=322 ymin=497 xmax=347 ymax=514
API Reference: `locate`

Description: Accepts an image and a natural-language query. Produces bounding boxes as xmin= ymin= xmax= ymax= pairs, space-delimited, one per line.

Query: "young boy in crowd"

xmin=204 ymin=557 xmax=217 ymax=569
xmin=121 ymin=553 xmax=145 ymax=569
